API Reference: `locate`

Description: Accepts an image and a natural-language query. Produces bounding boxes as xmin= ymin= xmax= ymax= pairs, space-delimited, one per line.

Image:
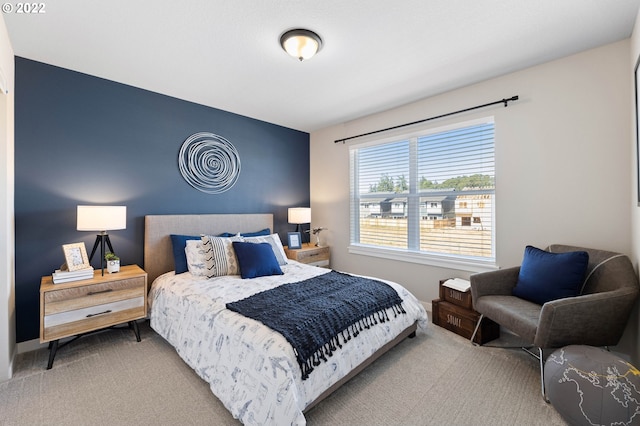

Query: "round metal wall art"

xmin=178 ymin=132 xmax=241 ymax=194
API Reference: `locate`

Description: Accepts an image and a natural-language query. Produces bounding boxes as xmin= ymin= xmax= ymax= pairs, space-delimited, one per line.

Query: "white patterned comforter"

xmin=149 ymin=261 xmax=428 ymax=425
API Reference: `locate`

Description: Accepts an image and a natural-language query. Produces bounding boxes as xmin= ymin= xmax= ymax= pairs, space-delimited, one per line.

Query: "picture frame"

xmin=287 ymin=232 xmax=302 ymax=249
xmin=635 ymin=53 xmax=640 ymax=205
xmin=62 ymin=242 xmax=91 ymax=271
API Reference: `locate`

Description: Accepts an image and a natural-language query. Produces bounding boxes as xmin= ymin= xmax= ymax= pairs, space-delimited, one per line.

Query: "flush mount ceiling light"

xmin=280 ymin=29 xmax=323 ymax=61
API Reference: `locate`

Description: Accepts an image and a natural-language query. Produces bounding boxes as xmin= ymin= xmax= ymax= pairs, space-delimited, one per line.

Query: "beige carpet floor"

xmin=0 ymin=320 xmax=566 ymax=425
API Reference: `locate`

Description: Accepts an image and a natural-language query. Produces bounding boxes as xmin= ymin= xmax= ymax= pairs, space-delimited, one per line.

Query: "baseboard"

xmin=0 ymin=349 xmax=14 ymax=382
xmin=17 ymin=338 xmax=47 ymax=354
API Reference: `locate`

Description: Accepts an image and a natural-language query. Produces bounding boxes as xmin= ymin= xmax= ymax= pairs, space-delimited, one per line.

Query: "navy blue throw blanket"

xmin=226 ymin=270 xmax=406 ymax=380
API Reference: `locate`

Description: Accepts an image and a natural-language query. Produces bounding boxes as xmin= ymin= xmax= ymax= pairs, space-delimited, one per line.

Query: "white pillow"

xmin=200 ymin=235 xmax=242 ymax=278
xmin=242 ymin=234 xmax=288 ymax=266
xmin=185 ymin=239 xmax=208 ymax=276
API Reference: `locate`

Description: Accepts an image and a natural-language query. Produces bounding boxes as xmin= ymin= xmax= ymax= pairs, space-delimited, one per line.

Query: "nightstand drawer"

xmin=43 ymin=277 xmax=143 ymax=304
xmin=294 ymin=246 xmax=330 ymax=264
xmin=44 ymin=296 xmax=145 ymax=328
xmin=306 ymin=259 xmax=330 ymax=267
xmin=285 ymin=244 xmax=331 ymax=268
xmin=44 ymin=279 xmax=145 ymax=315
xmin=42 ymin=303 xmax=145 ymax=342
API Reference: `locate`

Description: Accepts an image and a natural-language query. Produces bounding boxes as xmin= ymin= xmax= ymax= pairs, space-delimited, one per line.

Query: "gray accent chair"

xmin=470 ymin=244 xmax=639 ymax=398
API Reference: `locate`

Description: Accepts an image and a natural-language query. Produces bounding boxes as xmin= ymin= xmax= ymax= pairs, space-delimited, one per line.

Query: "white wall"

xmin=629 ymin=8 xmax=640 ymax=368
xmin=311 ymin=40 xmax=635 ymax=358
xmin=0 ymin=14 xmax=15 ymax=381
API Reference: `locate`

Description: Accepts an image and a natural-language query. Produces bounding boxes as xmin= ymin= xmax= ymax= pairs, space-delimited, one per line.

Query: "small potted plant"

xmin=105 ymin=252 xmax=120 ymax=273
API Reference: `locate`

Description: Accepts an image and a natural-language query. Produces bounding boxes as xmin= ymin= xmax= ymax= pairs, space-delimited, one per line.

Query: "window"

xmin=349 ymin=118 xmax=495 ymax=270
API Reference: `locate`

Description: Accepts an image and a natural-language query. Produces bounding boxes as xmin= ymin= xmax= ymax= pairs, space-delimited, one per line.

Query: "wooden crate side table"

xmin=40 ymin=264 xmax=147 ymax=369
xmin=432 ymin=279 xmax=499 ymax=344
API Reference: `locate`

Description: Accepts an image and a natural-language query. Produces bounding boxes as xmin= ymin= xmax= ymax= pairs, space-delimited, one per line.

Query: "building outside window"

xmin=349 ymin=117 xmax=495 ymax=269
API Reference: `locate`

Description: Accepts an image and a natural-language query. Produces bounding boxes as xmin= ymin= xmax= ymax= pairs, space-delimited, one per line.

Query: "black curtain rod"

xmin=334 ymin=95 xmax=519 ymax=144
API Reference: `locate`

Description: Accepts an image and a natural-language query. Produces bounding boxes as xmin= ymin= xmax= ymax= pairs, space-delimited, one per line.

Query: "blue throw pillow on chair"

xmin=512 ymin=245 xmax=589 ymax=305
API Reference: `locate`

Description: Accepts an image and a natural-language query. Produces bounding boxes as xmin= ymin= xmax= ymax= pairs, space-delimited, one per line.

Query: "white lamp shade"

xmin=288 ymin=207 xmax=311 ymax=224
xmin=77 ymin=205 xmax=127 ymax=231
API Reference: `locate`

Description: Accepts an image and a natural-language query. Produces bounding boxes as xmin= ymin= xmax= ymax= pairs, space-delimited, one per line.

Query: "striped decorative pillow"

xmin=200 ymin=235 xmax=242 ymax=278
xmin=242 ymin=234 xmax=288 ymax=266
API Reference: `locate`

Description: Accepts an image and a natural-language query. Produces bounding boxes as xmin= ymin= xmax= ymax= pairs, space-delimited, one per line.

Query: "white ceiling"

xmin=4 ymin=0 xmax=640 ymax=132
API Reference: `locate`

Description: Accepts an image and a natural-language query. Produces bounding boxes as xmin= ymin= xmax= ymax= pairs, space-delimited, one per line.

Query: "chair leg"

xmin=470 ymin=314 xmax=483 ymax=346
xmin=521 ymin=346 xmax=549 ymax=402
xmin=538 ymin=347 xmax=548 ymax=402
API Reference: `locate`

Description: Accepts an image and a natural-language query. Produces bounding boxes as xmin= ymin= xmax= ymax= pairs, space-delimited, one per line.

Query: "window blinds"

xmin=350 ymin=119 xmax=495 ymax=261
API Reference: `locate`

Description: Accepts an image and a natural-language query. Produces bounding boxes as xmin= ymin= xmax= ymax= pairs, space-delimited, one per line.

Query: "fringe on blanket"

xmin=297 ymin=303 xmax=406 ymax=380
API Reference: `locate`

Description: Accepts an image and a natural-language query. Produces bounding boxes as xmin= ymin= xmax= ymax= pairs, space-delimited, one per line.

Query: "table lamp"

xmin=77 ymin=205 xmax=126 ymax=275
xmin=288 ymin=207 xmax=311 ymax=243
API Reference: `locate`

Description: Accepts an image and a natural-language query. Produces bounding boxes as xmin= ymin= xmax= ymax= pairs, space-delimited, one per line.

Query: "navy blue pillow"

xmin=512 ymin=245 xmax=589 ymax=305
xmin=232 ymin=241 xmax=283 ymax=279
xmin=170 ymin=234 xmax=200 ymax=274
xmin=218 ymin=228 xmax=271 ymax=238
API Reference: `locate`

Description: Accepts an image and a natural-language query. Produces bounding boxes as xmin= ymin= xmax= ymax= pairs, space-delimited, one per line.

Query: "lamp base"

xmin=88 ymin=233 xmax=114 ymax=276
xmin=294 ymin=224 xmax=310 ymax=244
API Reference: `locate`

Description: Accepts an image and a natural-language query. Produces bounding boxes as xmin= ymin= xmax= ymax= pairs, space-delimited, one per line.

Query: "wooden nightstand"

xmin=40 ymin=264 xmax=147 ymax=369
xmin=284 ymin=243 xmax=330 ymax=268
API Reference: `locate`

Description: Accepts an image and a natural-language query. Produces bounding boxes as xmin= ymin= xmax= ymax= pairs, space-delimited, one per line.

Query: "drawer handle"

xmin=86 ymin=310 xmax=112 ymax=318
xmin=87 ymin=289 xmax=113 ymax=296
xmin=308 ymin=253 xmax=319 ymax=257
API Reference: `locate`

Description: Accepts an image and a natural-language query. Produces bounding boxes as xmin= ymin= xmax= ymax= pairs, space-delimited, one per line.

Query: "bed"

xmin=145 ymin=213 xmax=428 ymax=425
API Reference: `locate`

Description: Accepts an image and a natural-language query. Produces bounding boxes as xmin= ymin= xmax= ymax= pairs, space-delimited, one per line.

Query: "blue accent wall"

xmin=14 ymin=57 xmax=310 ymax=342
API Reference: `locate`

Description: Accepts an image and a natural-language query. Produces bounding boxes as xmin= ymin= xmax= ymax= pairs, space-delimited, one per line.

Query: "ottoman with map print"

xmin=544 ymin=345 xmax=640 ymax=425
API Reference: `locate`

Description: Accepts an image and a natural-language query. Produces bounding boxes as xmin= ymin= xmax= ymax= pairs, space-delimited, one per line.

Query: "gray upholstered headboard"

xmin=144 ymin=214 xmax=274 ymax=284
